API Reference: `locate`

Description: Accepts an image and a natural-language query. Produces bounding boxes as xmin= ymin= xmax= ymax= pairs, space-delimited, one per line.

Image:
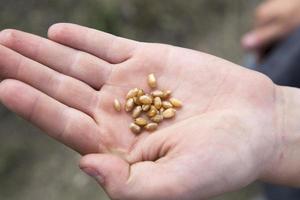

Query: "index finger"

xmin=48 ymin=23 xmax=138 ymax=64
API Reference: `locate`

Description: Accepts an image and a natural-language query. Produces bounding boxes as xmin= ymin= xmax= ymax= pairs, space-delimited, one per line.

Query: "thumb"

xmin=79 ymin=153 xmax=130 ymax=199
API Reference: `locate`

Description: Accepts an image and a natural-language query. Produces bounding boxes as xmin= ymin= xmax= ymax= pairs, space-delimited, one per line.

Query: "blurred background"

xmin=0 ymin=0 xmax=264 ymax=200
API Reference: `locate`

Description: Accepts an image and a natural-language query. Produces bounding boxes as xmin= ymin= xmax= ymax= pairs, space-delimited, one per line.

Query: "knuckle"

xmin=72 ymin=51 xmax=88 ymax=69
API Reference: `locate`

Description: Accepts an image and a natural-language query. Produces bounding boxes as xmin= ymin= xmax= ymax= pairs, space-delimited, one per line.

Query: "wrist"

xmin=260 ymin=85 xmax=300 ymax=186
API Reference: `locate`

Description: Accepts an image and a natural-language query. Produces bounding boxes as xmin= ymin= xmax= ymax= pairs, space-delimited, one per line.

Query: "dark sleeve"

xmin=255 ymin=27 xmax=300 ymax=88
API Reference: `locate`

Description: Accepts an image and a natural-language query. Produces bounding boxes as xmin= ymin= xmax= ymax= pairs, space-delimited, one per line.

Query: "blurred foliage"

xmin=0 ymin=0 xmax=261 ymax=200
xmin=0 ymin=0 xmax=259 ymax=61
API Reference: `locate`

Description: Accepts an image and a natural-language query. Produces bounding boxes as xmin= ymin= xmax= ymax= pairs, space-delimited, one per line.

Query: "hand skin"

xmin=0 ymin=24 xmax=299 ymax=200
xmin=242 ymin=0 xmax=300 ymax=51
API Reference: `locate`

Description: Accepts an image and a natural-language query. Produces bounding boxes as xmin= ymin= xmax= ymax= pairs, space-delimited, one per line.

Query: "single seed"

xmin=132 ymin=106 xmax=142 ymax=118
xmin=162 ymin=90 xmax=172 ymax=99
xmin=137 ymin=89 xmax=145 ymax=97
xmin=147 ymin=106 xmax=158 ymax=117
xmin=151 ymin=114 xmax=164 ymax=123
xmin=113 ymin=99 xmax=121 ymax=112
xmin=145 ymin=123 xmax=158 ymax=132
xmin=148 ymin=73 xmax=157 ymax=88
xmin=169 ymin=98 xmax=182 ymax=108
xmin=154 ymin=97 xmax=162 ymax=109
xmin=142 ymin=104 xmax=151 ymax=112
xmin=163 ymin=108 xmax=176 ymax=119
xmin=162 ymin=101 xmax=173 ymax=109
xmin=151 ymin=90 xmax=164 ymax=98
xmin=139 ymin=95 xmax=153 ymax=105
xmin=125 ymin=98 xmax=134 ymax=112
xmin=130 ymin=123 xmax=141 ymax=134
xmin=135 ymin=117 xmax=148 ymax=126
xmin=126 ymin=88 xmax=139 ymax=99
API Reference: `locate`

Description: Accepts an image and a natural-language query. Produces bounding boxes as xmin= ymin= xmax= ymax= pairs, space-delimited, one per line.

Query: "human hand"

xmin=0 ymin=24 xmax=282 ymax=199
xmin=242 ymin=0 xmax=300 ymax=51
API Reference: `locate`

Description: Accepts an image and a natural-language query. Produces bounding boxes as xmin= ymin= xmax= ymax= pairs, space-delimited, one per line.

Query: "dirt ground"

xmin=0 ymin=1 xmax=264 ymax=199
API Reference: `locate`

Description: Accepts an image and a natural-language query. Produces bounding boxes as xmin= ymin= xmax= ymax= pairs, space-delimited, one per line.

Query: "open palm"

xmin=0 ymin=24 xmax=280 ymax=200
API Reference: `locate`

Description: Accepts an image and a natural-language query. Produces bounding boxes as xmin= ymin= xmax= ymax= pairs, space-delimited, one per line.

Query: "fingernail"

xmin=81 ymin=167 xmax=104 ymax=184
xmin=242 ymin=33 xmax=258 ymax=49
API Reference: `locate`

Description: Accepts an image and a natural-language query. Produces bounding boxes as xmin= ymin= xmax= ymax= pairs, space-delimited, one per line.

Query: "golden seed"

xmin=126 ymin=88 xmax=139 ymax=99
xmin=137 ymin=89 xmax=145 ymax=97
xmin=129 ymin=123 xmax=141 ymax=134
xmin=135 ymin=117 xmax=148 ymax=126
xmin=142 ymin=104 xmax=151 ymax=112
xmin=151 ymin=114 xmax=164 ymax=123
xmin=163 ymin=108 xmax=176 ymax=119
xmin=154 ymin=97 xmax=162 ymax=109
xmin=139 ymin=95 xmax=153 ymax=105
xmin=116 ymin=75 xmax=181 ymax=134
xmin=169 ymin=98 xmax=182 ymax=108
xmin=113 ymin=99 xmax=121 ymax=112
xmin=148 ymin=73 xmax=157 ymax=88
xmin=147 ymin=106 xmax=158 ymax=117
xmin=125 ymin=98 xmax=134 ymax=112
xmin=132 ymin=106 xmax=142 ymax=118
xmin=162 ymin=101 xmax=173 ymax=109
xmin=151 ymin=90 xmax=164 ymax=98
xmin=162 ymin=90 xmax=172 ymax=99
xmin=145 ymin=123 xmax=158 ymax=132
